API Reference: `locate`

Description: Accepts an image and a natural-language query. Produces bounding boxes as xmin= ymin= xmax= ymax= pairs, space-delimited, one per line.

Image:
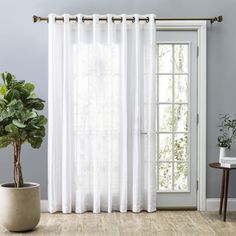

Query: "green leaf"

xmin=27 ymin=137 xmax=43 ymax=149
xmin=34 ymin=103 xmax=44 ymax=110
xmin=5 ymin=89 xmax=20 ymax=101
xmin=0 ymin=85 xmax=7 ymax=96
xmin=26 ymin=98 xmax=45 ymax=110
xmin=12 ymin=102 xmax=24 ymax=112
xmin=12 ymin=119 xmax=26 ymax=128
xmin=0 ymin=136 xmax=12 ymax=148
xmin=0 ymin=99 xmax=6 ymax=107
xmin=19 ymin=88 xmax=30 ymax=100
xmin=1 ymin=72 xmax=15 ymax=86
xmin=28 ymin=127 xmax=45 ymax=138
xmin=28 ymin=92 xmax=36 ymax=99
xmin=5 ymin=123 xmax=18 ymax=133
xmin=15 ymin=80 xmax=24 ymax=85
xmin=20 ymin=131 xmax=27 ymax=142
xmin=0 ymin=109 xmax=15 ymax=122
xmin=25 ymin=111 xmax=37 ymax=121
xmin=32 ymin=125 xmax=40 ymax=129
xmin=27 ymin=98 xmax=45 ymax=103
xmin=24 ymin=83 xmax=35 ymax=93
xmin=6 ymin=99 xmax=17 ymax=107
xmin=36 ymin=115 xmax=47 ymax=126
xmin=5 ymin=124 xmax=19 ymax=139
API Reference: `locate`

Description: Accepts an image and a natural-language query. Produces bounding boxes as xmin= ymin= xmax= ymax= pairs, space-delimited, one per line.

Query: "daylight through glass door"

xmin=157 ymin=43 xmax=190 ymax=192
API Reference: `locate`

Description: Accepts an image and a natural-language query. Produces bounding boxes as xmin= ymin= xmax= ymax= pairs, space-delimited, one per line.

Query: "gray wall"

xmin=0 ymin=0 xmax=235 ymax=200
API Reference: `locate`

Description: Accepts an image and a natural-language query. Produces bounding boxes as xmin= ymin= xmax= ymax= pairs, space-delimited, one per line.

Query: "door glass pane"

xmin=159 ymin=75 xmax=172 ymax=103
xmin=174 ymin=133 xmax=188 ymax=161
xmin=159 ymin=134 xmax=172 ymax=161
xmin=159 ymin=105 xmax=173 ymax=132
xmin=157 ymin=43 xmax=190 ymax=192
xmin=174 ymin=75 xmax=188 ymax=103
xmin=173 ymin=104 xmax=188 ymax=132
xmin=159 ymin=44 xmax=173 ymax=73
xmin=174 ymin=162 xmax=188 ymax=191
xmin=174 ymin=45 xmax=188 ymax=73
xmin=159 ymin=162 xmax=172 ymax=191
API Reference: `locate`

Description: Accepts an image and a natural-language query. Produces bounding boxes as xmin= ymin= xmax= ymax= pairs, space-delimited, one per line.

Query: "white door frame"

xmin=156 ymin=21 xmax=207 ymax=211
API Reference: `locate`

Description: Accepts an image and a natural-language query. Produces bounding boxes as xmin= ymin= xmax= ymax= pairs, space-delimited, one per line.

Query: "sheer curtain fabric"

xmin=48 ymin=14 xmax=157 ymax=213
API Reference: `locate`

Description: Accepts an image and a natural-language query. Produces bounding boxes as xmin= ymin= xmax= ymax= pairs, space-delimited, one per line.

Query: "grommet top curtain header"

xmin=48 ymin=14 xmax=157 ymax=214
xmin=48 ymin=13 xmax=156 ymax=24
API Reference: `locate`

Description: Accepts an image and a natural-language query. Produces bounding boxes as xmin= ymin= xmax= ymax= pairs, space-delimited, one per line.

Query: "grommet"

xmin=132 ymin=16 xmax=135 ymax=23
xmin=146 ymin=17 xmax=149 ymax=23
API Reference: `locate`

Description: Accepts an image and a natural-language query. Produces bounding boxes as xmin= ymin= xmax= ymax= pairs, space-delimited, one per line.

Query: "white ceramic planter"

xmin=219 ymin=147 xmax=228 ymax=163
xmin=0 ymin=182 xmax=40 ymax=232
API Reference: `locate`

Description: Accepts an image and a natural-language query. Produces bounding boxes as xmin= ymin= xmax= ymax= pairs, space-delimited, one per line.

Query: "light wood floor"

xmin=1 ymin=211 xmax=236 ymax=235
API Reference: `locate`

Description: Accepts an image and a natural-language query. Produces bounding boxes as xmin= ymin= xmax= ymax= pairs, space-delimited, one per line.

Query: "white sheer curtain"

xmin=48 ymin=14 xmax=157 ymax=213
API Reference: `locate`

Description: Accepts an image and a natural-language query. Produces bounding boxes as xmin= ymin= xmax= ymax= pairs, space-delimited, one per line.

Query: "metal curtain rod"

xmin=33 ymin=15 xmax=223 ymax=24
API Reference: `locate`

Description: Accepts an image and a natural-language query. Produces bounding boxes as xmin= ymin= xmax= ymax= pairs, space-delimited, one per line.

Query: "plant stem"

xmin=13 ymin=141 xmax=23 ymax=188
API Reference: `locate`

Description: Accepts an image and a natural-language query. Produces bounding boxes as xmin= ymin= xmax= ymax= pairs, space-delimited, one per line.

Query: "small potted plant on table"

xmin=0 ymin=72 xmax=47 ymax=232
xmin=217 ymin=114 xmax=236 ymax=163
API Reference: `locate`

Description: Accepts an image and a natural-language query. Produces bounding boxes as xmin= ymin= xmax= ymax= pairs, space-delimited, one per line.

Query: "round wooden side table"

xmin=209 ymin=162 xmax=236 ymax=221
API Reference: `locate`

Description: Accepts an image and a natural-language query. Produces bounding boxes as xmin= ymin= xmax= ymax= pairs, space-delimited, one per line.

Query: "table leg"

xmin=223 ymin=170 xmax=229 ymax=221
xmin=219 ymin=170 xmax=225 ymax=215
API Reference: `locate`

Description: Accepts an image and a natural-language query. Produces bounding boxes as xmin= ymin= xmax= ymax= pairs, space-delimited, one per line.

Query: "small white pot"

xmin=0 ymin=182 xmax=40 ymax=232
xmin=219 ymin=147 xmax=228 ymax=163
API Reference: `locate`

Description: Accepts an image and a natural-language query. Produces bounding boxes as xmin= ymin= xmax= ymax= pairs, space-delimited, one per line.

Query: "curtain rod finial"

xmin=218 ymin=16 xmax=223 ymax=22
xmin=210 ymin=15 xmax=223 ymax=24
xmin=33 ymin=15 xmax=39 ymax=23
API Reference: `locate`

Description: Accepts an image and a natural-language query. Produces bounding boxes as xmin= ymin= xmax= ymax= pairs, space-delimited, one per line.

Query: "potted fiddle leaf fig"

xmin=0 ymin=72 xmax=47 ymax=232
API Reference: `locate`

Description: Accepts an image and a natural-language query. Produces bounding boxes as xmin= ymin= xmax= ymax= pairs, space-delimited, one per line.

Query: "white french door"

xmin=156 ymin=30 xmax=198 ymax=208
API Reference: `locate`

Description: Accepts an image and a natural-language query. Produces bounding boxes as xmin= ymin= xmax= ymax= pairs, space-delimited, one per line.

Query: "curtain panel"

xmin=48 ymin=14 xmax=157 ymax=213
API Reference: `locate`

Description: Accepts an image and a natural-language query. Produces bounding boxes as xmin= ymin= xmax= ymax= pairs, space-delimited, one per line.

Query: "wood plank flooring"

xmin=0 ymin=211 xmax=236 ymax=235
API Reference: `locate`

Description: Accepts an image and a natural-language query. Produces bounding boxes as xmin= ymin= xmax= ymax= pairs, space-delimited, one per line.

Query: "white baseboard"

xmin=41 ymin=200 xmax=48 ymax=212
xmin=206 ymin=198 xmax=236 ymax=211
